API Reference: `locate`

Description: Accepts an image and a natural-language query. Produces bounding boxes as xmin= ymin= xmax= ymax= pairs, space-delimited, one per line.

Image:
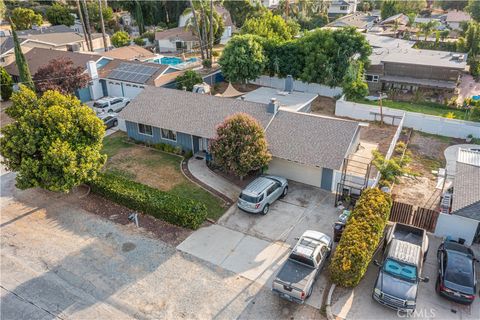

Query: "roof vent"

xmin=284 ymin=75 xmax=294 ymax=93
xmin=267 ymin=98 xmax=279 ymax=114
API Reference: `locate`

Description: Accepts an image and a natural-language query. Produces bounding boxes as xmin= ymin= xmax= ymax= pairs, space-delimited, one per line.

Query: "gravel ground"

xmin=1 ymin=171 xmax=321 ymax=320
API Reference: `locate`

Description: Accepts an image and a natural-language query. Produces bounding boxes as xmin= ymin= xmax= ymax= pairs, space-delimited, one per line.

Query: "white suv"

xmin=93 ymin=97 xmax=130 ymax=113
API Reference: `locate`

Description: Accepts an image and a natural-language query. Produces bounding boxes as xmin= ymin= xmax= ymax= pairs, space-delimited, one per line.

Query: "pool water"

xmin=154 ymin=56 xmax=198 ymax=66
xmin=473 ymin=95 xmax=480 ymax=101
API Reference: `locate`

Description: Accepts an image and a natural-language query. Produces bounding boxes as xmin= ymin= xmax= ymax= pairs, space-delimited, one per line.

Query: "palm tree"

xmin=98 ymin=0 xmax=108 ymax=51
xmin=76 ymin=0 xmax=91 ymax=51
xmin=81 ymin=0 xmax=94 ymax=51
xmin=419 ymin=20 xmax=440 ymax=41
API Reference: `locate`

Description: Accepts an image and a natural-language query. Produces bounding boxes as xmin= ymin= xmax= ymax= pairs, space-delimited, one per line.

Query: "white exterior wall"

xmin=105 ymin=80 xmax=144 ymax=99
xmin=435 ymin=213 xmax=478 ymax=245
xmin=250 ymin=76 xmax=342 ymax=97
xmin=267 ymin=157 xmax=322 ymax=187
xmin=335 ymin=98 xmax=480 ymax=139
xmin=447 ymin=22 xmax=461 ymax=30
xmin=156 ymin=39 xmax=176 ymax=53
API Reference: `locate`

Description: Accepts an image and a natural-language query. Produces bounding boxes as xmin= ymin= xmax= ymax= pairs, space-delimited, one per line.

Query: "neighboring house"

xmin=95 ymin=59 xmax=183 ymax=99
xmin=328 ymin=0 xmax=359 ymax=17
xmin=325 ymin=12 xmax=379 ymax=31
xmin=0 ymin=25 xmax=109 ymax=66
xmin=178 ymin=5 xmax=235 ymax=44
xmin=102 ymin=45 xmax=156 ymax=61
xmin=3 ymin=47 xmax=108 ymax=102
xmin=118 ymin=86 xmax=361 ymax=191
xmin=445 ymin=10 xmax=471 ymax=31
xmin=364 ymin=35 xmax=467 ymax=101
xmin=435 ymin=149 xmax=480 ymax=245
xmin=155 ymin=27 xmax=199 ymax=53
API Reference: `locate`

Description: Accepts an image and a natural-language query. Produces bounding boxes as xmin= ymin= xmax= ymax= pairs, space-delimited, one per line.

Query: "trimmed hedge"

xmin=329 ymin=188 xmax=392 ymax=287
xmin=89 ymin=172 xmax=207 ymax=229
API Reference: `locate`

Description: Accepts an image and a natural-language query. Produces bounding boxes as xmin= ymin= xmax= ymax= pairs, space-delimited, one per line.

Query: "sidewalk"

xmin=187 ymin=157 xmax=241 ymax=202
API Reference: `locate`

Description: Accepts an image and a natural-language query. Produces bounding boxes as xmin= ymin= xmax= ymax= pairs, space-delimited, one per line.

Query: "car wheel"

xmin=108 ymin=109 xmax=113 ymax=113
xmin=113 ymin=120 xmax=118 ymax=127
xmin=307 ymin=285 xmax=313 ymax=298
xmin=281 ymin=186 xmax=288 ymax=198
xmin=261 ymin=204 xmax=269 ymax=215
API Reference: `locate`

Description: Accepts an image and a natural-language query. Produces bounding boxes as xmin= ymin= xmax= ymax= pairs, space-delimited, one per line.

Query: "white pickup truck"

xmin=272 ymin=230 xmax=332 ymax=303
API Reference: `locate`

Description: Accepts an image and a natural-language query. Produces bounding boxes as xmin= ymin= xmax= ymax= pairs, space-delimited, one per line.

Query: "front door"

xmin=199 ymin=138 xmax=208 ymax=152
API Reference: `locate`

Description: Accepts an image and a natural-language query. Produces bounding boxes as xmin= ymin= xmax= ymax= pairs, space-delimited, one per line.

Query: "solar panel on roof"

xmin=107 ymin=62 xmax=161 ymax=84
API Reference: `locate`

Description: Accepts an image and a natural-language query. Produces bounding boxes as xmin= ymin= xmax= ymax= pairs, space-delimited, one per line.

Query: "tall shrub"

xmin=329 ymin=188 xmax=392 ymax=287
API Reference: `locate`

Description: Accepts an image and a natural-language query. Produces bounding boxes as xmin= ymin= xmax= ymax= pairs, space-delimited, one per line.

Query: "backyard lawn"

xmin=352 ymin=98 xmax=478 ymax=122
xmin=102 ymin=132 xmax=226 ymax=221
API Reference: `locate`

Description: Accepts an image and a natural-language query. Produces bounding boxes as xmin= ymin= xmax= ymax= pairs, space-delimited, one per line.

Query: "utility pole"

xmin=98 ymin=0 xmax=108 ymax=51
xmin=76 ymin=0 xmax=91 ymax=51
xmin=378 ymin=91 xmax=384 ymax=125
xmin=82 ymin=0 xmax=94 ymax=52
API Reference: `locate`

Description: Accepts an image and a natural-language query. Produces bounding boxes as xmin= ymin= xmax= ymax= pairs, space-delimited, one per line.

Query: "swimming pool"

xmin=473 ymin=95 xmax=480 ymax=101
xmin=153 ymin=56 xmax=198 ymax=66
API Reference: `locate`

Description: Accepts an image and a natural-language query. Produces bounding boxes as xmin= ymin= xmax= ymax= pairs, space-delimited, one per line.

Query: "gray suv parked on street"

xmin=237 ymin=176 xmax=288 ymax=214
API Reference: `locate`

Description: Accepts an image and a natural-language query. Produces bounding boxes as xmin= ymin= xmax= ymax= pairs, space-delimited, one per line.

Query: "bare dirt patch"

xmin=65 ymin=186 xmax=192 ymax=246
xmin=310 ymin=96 xmax=336 ymax=117
xmin=359 ymin=122 xmax=398 ymax=156
xmin=392 ymin=131 xmax=464 ymax=208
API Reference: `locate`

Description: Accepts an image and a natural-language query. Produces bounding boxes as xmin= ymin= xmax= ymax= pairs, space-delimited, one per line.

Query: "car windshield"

xmin=239 ymin=192 xmax=261 ymax=203
xmin=93 ymin=102 xmax=108 ymax=108
xmin=445 ymin=251 xmax=474 ymax=287
xmin=289 ymin=253 xmax=315 ymax=268
xmin=383 ymin=258 xmax=417 ymax=281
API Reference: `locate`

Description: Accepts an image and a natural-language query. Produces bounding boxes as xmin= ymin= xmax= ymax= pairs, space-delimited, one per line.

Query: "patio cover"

xmin=215 ymin=82 xmax=244 ymax=98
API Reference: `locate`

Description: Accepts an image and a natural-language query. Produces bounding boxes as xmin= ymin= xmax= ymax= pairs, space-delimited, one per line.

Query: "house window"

xmin=161 ymin=128 xmax=177 ymax=141
xmin=365 ymin=74 xmax=379 ymax=83
xmin=340 ymin=5 xmax=349 ymax=10
xmin=138 ymin=123 xmax=153 ymax=136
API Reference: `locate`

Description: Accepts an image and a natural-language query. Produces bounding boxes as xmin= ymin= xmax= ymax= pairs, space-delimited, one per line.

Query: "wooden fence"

xmin=389 ymin=201 xmax=439 ymax=232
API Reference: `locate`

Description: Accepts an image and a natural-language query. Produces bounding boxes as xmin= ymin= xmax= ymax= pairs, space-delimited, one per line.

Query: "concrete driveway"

xmin=1 ymin=171 xmax=321 ymax=319
xmin=331 ymin=236 xmax=480 ymax=320
xmin=177 ymin=182 xmax=341 ymax=309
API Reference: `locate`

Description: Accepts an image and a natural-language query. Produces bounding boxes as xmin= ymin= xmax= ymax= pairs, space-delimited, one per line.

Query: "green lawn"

xmin=351 ymin=98 xmax=478 ymax=122
xmin=102 ymin=132 xmax=226 ymax=221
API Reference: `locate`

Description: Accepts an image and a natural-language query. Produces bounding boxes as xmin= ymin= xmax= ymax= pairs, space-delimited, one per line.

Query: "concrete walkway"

xmin=187 ymin=157 xmax=241 ymax=201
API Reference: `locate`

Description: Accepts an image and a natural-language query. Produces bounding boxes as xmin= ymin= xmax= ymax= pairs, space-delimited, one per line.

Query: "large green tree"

xmin=223 ymin=0 xmax=265 ymax=27
xmin=467 ymin=0 xmax=480 ymax=22
xmin=175 ymin=70 xmax=203 ymax=91
xmin=0 ymin=66 xmax=13 ymax=101
xmin=342 ymin=61 xmax=369 ymax=100
xmin=46 ymin=3 xmax=75 ymax=26
xmin=111 ymin=31 xmax=130 ymax=47
xmin=241 ymin=11 xmax=300 ymax=41
xmin=218 ymin=34 xmax=266 ymax=84
xmin=210 ymin=113 xmax=272 ymax=179
xmin=11 ymin=7 xmax=43 ymax=30
xmin=381 ymin=0 xmax=398 ymax=20
xmin=11 ymin=20 xmax=34 ymax=91
xmin=86 ymin=1 xmax=114 ymax=31
xmin=435 ymin=0 xmax=468 ymax=10
xmin=0 ymin=86 xmax=106 ymax=192
xmin=299 ymin=27 xmax=372 ymax=87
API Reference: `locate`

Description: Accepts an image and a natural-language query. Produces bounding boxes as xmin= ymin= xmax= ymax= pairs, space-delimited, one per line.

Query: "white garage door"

xmin=107 ymin=81 xmax=123 ymax=97
xmin=123 ymin=83 xmax=144 ymax=99
xmin=267 ymin=157 xmax=322 ymax=187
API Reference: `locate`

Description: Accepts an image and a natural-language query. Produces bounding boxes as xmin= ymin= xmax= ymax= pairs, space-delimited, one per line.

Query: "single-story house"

xmin=0 ymin=25 xmax=108 ymax=66
xmin=155 ymin=27 xmax=199 ymax=53
xmin=93 ymin=59 xmax=183 ymax=100
xmin=435 ymin=149 xmax=480 ymax=245
xmin=178 ymin=5 xmax=235 ymax=44
xmin=118 ymin=87 xmax=361 ymax=191
xmin=101 ymin=45 xmax=156 ymax=61
xmin=325 ymin=12 xmax=379 ymax=32
xmin=327 ymin=0 xmax=358 ymax=17
xmin=445 ymin=10 xmax=471 ymax=31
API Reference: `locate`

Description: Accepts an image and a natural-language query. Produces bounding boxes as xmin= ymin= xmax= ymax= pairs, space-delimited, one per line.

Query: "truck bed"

xmin=392 ymin=224 xmax=424 ymax=246
xmin=275 ymin=259 xmax=315 ymax=290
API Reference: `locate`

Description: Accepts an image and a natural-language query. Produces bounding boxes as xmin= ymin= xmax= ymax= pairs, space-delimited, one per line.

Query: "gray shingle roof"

xmin=266 ymin=110 xmax=359 ymax=170
xmin=119 ymin=87 xmax=359 ymax=170
xmin=452 ymin=154 xmax=480 ymax=220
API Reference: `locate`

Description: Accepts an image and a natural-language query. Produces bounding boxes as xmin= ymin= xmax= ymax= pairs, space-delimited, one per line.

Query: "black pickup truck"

xmin=372 ymin=223 xmax=430 ymax=313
